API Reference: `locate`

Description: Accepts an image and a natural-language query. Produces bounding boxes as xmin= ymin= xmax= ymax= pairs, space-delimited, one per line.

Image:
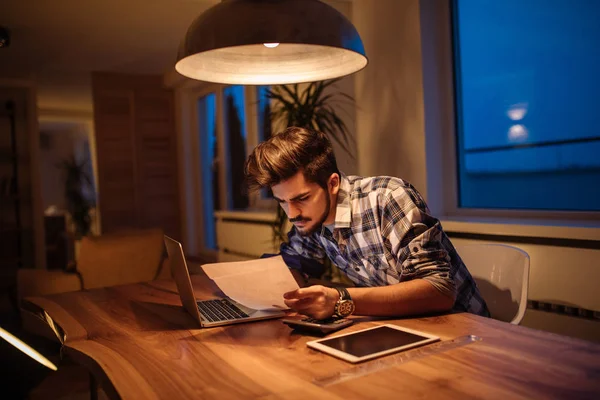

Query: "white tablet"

xmin=306 ymin=324 xmax=440 ymax=363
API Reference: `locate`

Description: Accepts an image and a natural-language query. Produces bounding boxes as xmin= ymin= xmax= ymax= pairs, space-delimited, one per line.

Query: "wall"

xmin=36 ymin=71 xmax=93 ymax=115
xmin=353 ymin=0 xmax=428 ymax=195
xmin=319 ymin=0 xmax=358 ymax=176
xmin=0 ymin=80 xmax=45 ymax=269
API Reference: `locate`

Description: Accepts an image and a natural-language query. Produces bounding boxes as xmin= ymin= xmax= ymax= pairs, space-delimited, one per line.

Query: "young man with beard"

xmin=244 ymin=127 xmax=489 ymax=320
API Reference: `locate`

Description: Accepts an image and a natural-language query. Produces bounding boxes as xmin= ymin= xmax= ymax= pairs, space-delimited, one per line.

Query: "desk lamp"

xmin=0 ymin=326 xmax=57 ymax=371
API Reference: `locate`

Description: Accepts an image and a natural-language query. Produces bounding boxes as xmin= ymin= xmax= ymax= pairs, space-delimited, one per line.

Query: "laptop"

xmin=164 ymin=236 xmax=285 ymax=327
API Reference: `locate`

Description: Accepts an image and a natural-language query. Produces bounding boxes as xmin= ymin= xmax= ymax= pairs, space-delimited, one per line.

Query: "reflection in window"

xmin=453 ymin=0 xmax=600 ymax=211
xmin=197 ymin=93 xmax=217 ymax=249
xmin=223 ymin=86 xmax=249 ymax=210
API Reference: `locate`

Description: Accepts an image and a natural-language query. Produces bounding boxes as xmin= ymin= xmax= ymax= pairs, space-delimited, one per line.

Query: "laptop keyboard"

xmin=197 ymin=299 xmax=250 ymax=322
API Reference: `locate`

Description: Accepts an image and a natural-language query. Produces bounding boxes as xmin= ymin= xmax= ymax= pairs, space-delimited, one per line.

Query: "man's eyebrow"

xmin=290 ymin=191 xmax=311 ymax=201
xmin=273 ymin=191 xmax=311 ymax=202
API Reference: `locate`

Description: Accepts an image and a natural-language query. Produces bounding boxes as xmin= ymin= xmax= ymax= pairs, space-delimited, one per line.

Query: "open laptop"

xmin=164 ymin=236 xmax=285 ymax=327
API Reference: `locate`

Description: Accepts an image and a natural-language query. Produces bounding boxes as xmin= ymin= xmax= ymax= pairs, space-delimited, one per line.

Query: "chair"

xmin=17 ymin=228 xmax=169 ymax=300
xmin=455 ymin=243 xmax=530 ymax=325
xmin=18 ymin=228 xmax=170 ymax=341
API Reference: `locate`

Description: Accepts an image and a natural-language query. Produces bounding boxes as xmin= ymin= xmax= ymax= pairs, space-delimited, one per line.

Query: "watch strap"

xmin=335 ymin=286 xmax=351 ymax=301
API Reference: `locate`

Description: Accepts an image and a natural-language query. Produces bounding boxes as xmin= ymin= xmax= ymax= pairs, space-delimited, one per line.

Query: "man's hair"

xmin=244 ymin=126 xmax=339 ymax=192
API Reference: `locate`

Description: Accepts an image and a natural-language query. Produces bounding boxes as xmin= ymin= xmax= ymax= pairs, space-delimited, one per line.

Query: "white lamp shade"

xmin=176 ymin=0 xmax=368 ymax=85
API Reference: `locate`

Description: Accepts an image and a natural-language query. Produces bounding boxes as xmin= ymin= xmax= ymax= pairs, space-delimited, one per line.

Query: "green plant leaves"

xmin=266 ymin=79 xmax=355 ymax=161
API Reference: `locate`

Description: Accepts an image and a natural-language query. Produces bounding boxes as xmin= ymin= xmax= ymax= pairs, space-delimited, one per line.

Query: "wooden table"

xmin=22 ymin=274 xmax=600 ymax=399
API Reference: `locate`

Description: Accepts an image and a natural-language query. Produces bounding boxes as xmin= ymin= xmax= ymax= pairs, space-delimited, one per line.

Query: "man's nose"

xmin=288 ymin=203 xmax=301 ymax=218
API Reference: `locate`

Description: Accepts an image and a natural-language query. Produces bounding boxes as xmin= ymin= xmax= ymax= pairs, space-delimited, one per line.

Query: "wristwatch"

xmin=333 ymin=287 xmax=355 ymax=317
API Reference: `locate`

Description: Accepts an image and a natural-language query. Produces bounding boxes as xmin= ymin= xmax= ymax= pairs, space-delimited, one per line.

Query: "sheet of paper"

xmin=201 ymin=256 xmax=299 ymax=310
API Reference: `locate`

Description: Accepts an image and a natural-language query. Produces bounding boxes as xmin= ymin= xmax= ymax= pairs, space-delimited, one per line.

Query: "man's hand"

xmin=283 ymin=285 xmax=339 ymax=320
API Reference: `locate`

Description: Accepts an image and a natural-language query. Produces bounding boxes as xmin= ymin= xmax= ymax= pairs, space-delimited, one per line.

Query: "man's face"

xmin=271 ymin=172 xmax=338 ymax=236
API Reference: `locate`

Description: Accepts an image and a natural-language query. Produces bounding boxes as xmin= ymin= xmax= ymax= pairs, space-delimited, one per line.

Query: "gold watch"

xmin=333 ymin=287 xmax=355 ymax=317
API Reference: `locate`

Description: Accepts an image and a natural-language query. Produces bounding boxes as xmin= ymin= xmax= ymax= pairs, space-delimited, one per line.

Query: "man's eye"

xmin=298 ymin=196 xmax=309 ymax=202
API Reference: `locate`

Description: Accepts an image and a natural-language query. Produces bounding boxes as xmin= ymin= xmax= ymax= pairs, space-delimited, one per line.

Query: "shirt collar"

xmin=333 ymin=173 xmax=352 ymax=229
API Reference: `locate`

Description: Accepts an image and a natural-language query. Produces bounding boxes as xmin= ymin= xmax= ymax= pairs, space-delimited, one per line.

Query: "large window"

xmin=223 ymin=85 xmax=249 ymax=210
xmin=197 ymin=93 xmax=217 ymax=249
xmin=256 ymin=85 xmax=272 ymax=143
xmin=256 ymin=85 xmax=273 ymax=200
xmin=453 ymin=0 xmax=600 ymax=211
xmin=196 ymin=85 xmax=272 ymax=251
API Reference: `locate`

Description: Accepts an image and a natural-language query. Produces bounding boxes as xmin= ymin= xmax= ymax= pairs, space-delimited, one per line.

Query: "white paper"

xmin=201 ymin=256 xmax=299 ymax=310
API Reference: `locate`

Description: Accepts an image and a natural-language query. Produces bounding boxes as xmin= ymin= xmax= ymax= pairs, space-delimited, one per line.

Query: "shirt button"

xmin=412 ymin=247 xmax=419 ymax=253
xmin=354 ymin=267 xmax=360 ymax=271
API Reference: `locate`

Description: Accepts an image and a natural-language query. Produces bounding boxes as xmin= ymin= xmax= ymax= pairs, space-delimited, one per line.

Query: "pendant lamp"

xmin=175 ymin=0 xmax=367 ymax=85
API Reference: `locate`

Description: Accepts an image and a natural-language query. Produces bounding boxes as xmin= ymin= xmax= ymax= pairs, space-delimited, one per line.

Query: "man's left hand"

xmin=283 ymin=285 xmax=339 ymax=320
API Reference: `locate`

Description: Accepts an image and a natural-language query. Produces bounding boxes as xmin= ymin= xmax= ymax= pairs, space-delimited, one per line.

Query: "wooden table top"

xmin=23 ymin=274 xmax=600 ymax=400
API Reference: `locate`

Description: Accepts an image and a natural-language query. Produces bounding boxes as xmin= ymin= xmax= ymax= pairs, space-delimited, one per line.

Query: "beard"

xmin=294 ymin=193 xmax=331 ymax=236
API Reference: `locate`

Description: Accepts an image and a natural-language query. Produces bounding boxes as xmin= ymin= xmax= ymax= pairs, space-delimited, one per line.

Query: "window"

xmin=195 ymin=85 xmax=272 ymax=251
xmin=256 ymin=85 xmax=272 ymax=143
xmin=222 ymin=85 xmax=249 ymax=210
xmin=197 ymin=93 xmax=217 ymax=249
xmin=452 ymin=0 xmax=600 ymax=211
xmin=256 ymin=85 xmax=273 ymax=200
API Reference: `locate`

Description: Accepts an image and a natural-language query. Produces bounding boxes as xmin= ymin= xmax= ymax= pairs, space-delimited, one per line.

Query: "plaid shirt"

xmin=280 ymin=174 xmax=489 ymax=316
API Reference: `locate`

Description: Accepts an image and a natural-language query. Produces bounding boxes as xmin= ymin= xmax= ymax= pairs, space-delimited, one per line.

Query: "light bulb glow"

xmin=508 ymin=124 xmax=529 ymax=142
xmin=0 ymin=326 xmax=58 ymax=371
xmin=507 ymin=102 xmax=528 ymax=121
xmin=263 ymin=43 xmax=280 ymax=48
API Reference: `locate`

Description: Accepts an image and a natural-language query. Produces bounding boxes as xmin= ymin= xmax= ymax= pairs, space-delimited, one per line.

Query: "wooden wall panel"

xmin=134 ymin=90 xmax=180 ymax=239
xmin=93 ymin=89 xmax=136 ymax=233
xmin=92 ymin=73 xmax=181 ymax=239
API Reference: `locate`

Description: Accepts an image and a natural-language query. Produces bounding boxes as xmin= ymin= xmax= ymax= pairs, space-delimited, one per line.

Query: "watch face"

xmin=337 ymin=300 xmax=355 ymax=316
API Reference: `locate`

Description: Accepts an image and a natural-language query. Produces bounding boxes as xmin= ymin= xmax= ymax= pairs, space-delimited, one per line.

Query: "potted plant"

xmin=58 ymin=154 xmax=95 ymax=241
xmin=265 ymin=79 xmax=355 ymax=281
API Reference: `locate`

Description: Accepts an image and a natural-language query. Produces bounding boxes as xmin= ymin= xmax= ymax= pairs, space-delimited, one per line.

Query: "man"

xmin=245 ymin=127 xmax=489 ymax=320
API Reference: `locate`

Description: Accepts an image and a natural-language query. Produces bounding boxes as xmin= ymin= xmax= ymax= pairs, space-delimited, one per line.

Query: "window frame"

xmin=420 ymin=0 xmax=600 ymax=224
xmin=184 ymin=81 xmax=276 ymax=256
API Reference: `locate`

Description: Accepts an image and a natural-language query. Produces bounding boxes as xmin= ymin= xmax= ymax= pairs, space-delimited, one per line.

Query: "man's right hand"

xmin=283 ymin=285 xmax=339 ymax=320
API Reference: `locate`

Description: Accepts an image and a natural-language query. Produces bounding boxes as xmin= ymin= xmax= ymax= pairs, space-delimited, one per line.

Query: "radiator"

xmin=215 ymin=211 xmax=282 ymax=262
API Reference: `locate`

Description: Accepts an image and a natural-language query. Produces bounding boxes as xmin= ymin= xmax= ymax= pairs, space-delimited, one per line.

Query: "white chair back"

xmin=456 ymin=243 xmax=530 ymax=324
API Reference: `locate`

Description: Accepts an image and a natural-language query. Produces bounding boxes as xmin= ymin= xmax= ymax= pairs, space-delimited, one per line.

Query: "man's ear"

xmin=328 ymin=173 xmax=340 ymax=195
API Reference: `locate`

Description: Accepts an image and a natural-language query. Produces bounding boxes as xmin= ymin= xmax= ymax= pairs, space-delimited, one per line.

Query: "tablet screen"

xmin=307 ymin=324 xmax=440 ymax=363
xmin=319 ymin=325 xmax=430 ymax=357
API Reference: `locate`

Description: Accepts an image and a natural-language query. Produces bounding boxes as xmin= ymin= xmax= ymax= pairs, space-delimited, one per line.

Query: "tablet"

xmin=306 ymin=324 xmax=440 ymax=363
